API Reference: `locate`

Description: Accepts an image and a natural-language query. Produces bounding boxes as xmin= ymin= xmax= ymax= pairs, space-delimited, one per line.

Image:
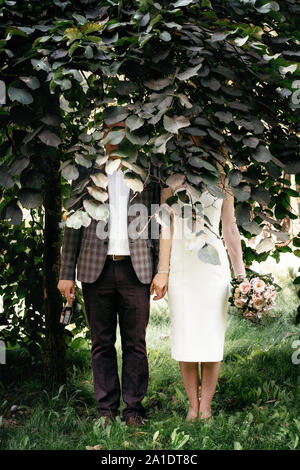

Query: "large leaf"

xmin=117 ymin=138 xmax=138 ymax=160
xmin=8 ymin=158 xmax=30 ymax=176
xmin=103 ymin=129 xmax=125 ymax=145
xmin=124 ymin=173 xmax=144 ymax=192
xmin=256 ymin=237 xmax=275 ymax=254
xmin=87 ymin=185 xmax=108 ymax=202
xmin=198 ymin=243 xmax=221 ymax=265
xmin=103 ymin=106 xmax=129 ymax=125
xmin=144 ymin=78 xmax=171 ymax=91
xmin=66 ymin=210 xmax=91 ymax=229
xmin=176 ymin=64 xmax=202 ymax=80
xmin=231 ymin=183 xmax=251 ymax=202
xmin=0 ymin=167 xmax=14 ymax=189
xmin=20 ymin=76 xmax=40 ymax=90
xmin=253 ymin=145 xmax=273 ymax=163
xmin=38 ymin=130 xmax=61 ymax=148
xmin=105 ymin=158 xmax=121 ymax=175
xmin=2 ymin=200 xmax=23 ymax=225
xmin=126 ymin=115 xmax=144 ymax=131
xmin=90 ymin=172 xmax=108 ymax=188
xmin=19 ymin=188 xmax=42 ymax=209
xmin=62 ymin=164 xmax=79 ymax=180
xmin=8 ymin=87 xmax=33 ymax=105
xmin=83 ymin=199 xmax=109 ymax=221
xmin=163 ymin=115 xmax=190 ymax=133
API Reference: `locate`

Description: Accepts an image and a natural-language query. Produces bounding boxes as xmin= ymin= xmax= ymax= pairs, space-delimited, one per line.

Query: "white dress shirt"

xmin=107 ymin=168 xmax=131 ymax=255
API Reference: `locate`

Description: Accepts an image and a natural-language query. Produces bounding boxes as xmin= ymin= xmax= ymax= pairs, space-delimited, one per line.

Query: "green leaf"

xmin=116 ymin=81 xmax=137 ymax=96
xmin=232 ymin=184 xmax=251 ymax=202
xmin=117 ymin=139 xmax=138 ymax=160
xmin=38 ymin=130 xmax=61 ymax=148
xmin=31 ymin=59 xmax=51 ymax=73
xmin=124 ymin=173 xmax=144 ymax=192
xmin=126 ymin=115 xmax=144 ymax=131
xmin=0 ymin=167 xmax=14 ymax=189
xmin=103 ymin=129 xmax=125 ymax=145
xmin=176 ymin=64 xmax=202 ymax=80
xmin=19 ymin=189 xmax=42 ymax=209
xmin=253 ymin=145 xmax=273 ymax=163
xmin=103 ymin=106 xmax=129 ymax=125
xmin=82 ymin=22 xmax=105 ymax=34
xmin=163 ymin=115 xmax=190 ymax=133
xmin=83 ymin=199 xmax=109 ymax=221
xmin=173 ymin=0 xmax=194 ymax=7
xmin=2 ymin=200 xmax=23 ymax=225
xmin=159 ymin=31 xmax=171 ymax=41
xmin=144 ymin=78 xmax=171 ymax=91
xmin=87 ymin=186 xmax=108 ymax=202
xmin=8 ymin=87 xmax=33 ymax=105
xmin=61 ymin=164 xmax=79 ymax=181
xmin=64 ymin=27 xmax=82 ymax=45
xmin=20 ymin=76 xmax=40 ymax=90
xmin=233 ymin=442 xmax=243 ymax=450
xmin=198 ymin=243 xmax=221 ymax=265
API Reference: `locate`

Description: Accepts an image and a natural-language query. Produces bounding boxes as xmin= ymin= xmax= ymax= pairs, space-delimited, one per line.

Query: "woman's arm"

xmin=150 ymin=186 xmax=174 ymax=300
xmin=221 ymin=175 xmax=247 ymax=280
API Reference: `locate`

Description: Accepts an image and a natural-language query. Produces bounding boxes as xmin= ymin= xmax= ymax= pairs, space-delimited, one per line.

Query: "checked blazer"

xmin=59 ymin=165 xmax=161 ymax=285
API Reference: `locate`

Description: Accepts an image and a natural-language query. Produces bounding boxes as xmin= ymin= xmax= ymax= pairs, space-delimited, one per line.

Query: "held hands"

xmin=150 ymin=273 xmax=169 ymax=301
xmin=57 ymin=280 xmax=75 ymax=305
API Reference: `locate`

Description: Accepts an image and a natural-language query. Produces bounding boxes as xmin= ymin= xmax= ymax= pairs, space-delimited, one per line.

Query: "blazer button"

xmin=104 ymin=240 xmax=108 ymax=245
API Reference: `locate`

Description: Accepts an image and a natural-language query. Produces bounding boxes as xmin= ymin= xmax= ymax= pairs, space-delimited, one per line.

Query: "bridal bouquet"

xmin=229 ymin=272 xmax=281 ymax=322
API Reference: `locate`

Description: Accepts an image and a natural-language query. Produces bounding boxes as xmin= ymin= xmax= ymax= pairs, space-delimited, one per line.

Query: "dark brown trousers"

xmin=81 ymin=257 xmax=150 ymax=418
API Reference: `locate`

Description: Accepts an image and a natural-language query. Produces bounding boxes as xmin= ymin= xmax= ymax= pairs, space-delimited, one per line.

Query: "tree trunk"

xmin=43 ymin=153 xmax=66 ymax=384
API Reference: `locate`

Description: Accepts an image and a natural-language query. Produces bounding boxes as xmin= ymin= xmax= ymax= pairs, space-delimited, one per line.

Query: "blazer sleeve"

xmin=58 ymin=167 xmax=90 ymax=281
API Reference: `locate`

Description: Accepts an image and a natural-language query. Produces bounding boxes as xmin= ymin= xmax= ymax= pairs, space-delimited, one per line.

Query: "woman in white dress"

xmin=150 ymin=164 xmax=247 ymax=421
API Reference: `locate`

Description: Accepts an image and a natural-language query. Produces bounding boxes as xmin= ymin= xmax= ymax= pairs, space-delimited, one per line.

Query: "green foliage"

xmin=0 ymin=216 xmax=44 ymax=363
xmin=0 ymin=277 xmax=299 ymax=450
xmin=0 ymin=0 xmax=299 ymax=241
xmin=0 ymin=211 xmax=89 ymax=364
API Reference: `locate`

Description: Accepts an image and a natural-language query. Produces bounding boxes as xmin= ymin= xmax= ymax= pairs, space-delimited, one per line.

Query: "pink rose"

xmin=264 ymin=291 xmax=271 ymax=300
xmin=234 ymin=298 xmax=245 ymax=308
xmin=252 ymin=278 xmax=266 ymax=293
xmin=252 ymin=295 xmax=265 ymax=310
xmin=238 ymin=280 xmax=251 ymax=295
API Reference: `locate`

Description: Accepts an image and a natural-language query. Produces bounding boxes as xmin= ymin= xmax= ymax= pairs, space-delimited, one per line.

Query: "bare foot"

xmin=199 ymin=401 xmax=211 ymax=420
xmin=186 ymin=406 xmax=199 ymax=422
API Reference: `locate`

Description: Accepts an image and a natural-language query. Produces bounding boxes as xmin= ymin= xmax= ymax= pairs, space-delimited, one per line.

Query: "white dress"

xmin=167 ymin=184 xmax=232 ymax=362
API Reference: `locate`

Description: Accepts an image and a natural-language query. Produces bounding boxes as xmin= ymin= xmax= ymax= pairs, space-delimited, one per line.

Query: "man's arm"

xmin=57 ymin=166 xmax=90 ymax=303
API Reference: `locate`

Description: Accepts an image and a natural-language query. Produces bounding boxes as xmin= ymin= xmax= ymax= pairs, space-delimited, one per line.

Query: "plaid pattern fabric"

xmin=59 ymin=166 xmax=161 ymax=284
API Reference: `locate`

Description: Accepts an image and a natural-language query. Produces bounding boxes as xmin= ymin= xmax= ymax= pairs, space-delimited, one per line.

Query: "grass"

xmin=0 ymin=271 xmax=299 ymax=450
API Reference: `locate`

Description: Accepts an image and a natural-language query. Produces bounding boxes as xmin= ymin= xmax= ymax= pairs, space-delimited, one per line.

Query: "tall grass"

xmin=0 ymin=272 xmax=299 ymax=450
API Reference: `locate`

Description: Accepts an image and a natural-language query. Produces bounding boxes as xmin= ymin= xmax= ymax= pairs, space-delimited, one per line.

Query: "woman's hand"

xmin=150 ymin=273 xmax=169 ymax=300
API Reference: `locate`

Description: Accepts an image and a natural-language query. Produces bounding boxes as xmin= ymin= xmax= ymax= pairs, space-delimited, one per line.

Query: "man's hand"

xmin=150 ymin=273 xmax=168 ymax=301
xmin=57 ymin=280 xmax=75 ymax=305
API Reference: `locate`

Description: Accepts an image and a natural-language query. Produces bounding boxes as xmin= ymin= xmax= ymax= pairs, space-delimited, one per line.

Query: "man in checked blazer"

xmin=57 ymin=122 xmax=161 ymax=427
